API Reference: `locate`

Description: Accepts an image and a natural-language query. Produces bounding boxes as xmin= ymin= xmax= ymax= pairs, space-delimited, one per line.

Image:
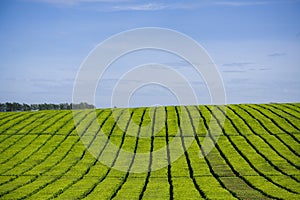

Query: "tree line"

xmin=0 ymin=102 xmax=95 ymax=112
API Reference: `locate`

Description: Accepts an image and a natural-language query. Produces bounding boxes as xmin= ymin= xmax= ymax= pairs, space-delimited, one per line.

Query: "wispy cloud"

xmin=29 ymin=0 xmax=197 ymax=11
xmin=113 ymin=3 xmax=168 ymax=11
xmin=222 ymin=62 xmax=253 ymax=67
xmin=29 ymin=0 xmax=279 ymax=10
xmin=112 ymin=2 xmax=201 ymax=11
xmin=213 ymin=1 xmax=270 ymax=6
xmin=222 ymin=69 xmax=246 ymax=73
xmin=212 ymin=0 xmax=300 ymax=7
xmin=31 ymin=0 xmax=130 ymax=6
xmin=267 ymin=52 xmax=286 ymax=57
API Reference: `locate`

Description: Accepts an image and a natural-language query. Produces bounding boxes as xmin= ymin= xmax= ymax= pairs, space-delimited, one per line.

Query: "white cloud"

xmin=113 ymin=3 xmax=168 ymax=11
xmin=30 ymin=0 xmax=201 ymax=11
xmin=28 ymin=0 xmax=297 ymax=10
xmin=112 ymin=2 xmax=202 ymax=11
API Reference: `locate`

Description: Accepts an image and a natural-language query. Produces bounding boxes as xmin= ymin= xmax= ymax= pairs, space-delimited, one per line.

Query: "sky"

xmin=0 ymin=0 xmax=300 ymax=108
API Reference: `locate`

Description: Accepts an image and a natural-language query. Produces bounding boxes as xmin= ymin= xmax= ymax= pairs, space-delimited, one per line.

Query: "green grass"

xmin=0 ymin=103 xmax=299 ymax=199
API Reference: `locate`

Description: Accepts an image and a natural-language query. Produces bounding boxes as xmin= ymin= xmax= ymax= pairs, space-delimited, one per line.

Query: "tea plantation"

xmin=0 ymin=103 xmax=299 ymax=199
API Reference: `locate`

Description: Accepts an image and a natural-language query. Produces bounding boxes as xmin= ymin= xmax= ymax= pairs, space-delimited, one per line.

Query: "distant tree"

xmin=0 ymin=102 xmax=94 ymax=112
xmin=59 ymin=103 xmax=66 ymax=110
xmin=15 ymin=102 xmax=22 ymax=111
xmin=53 ymin=104 xmax=60 ymax=110
xmin=30 ymin=104 xmax=39 ymax=111
xmin=0 ymin=103 xmax=6 ymax=112
xmin=71 ymin=102 xmax=95 ymax=110
xmin=48 ymin=104 xmax=54 ymax=110
xmin=66 ymin=103 xmax=71 ymax=110
xmin=23 ymin=103 xmax=31 ymax=111
xmin=6 ymin=102 xmax=13 ymax=111
xmin=38 ymin=104 xmax=44 ymax=110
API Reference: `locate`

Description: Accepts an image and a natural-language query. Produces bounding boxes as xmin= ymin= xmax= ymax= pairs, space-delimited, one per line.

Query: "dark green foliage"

xmin=0 ymin=102 xmax=94 ymax=112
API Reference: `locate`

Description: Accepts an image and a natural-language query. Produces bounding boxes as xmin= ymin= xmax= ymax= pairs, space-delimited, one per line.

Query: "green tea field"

xmin=0 ymin=103 xmax=299 ymax=199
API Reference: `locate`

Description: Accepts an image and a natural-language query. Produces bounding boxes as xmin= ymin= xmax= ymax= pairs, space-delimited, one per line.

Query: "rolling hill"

xmin=0 ymin=103 xmax=299 ymax=199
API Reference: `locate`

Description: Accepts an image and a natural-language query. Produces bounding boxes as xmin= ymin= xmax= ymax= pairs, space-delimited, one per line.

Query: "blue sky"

xmin=0 ymin=0 xmax=300 ymax=107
